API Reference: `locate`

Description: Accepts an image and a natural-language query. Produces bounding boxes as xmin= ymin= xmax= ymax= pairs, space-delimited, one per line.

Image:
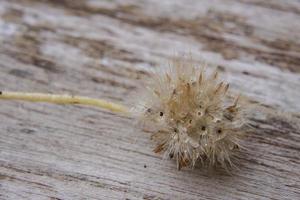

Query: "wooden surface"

xmin=0 ymin=0 xmax=300 ymax=199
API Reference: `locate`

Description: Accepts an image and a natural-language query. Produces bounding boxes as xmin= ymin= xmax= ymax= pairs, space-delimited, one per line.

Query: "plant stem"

xmin=0 ymin=91 xmax=128 ymax=113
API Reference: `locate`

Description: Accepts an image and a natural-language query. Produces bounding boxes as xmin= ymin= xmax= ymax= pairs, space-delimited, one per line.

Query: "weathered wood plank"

xmin=0 ymin=0 xmax=299 ymax=199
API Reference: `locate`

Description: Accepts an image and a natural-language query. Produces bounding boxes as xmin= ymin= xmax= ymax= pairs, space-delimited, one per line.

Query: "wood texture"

xmin=0 ymin=0 xmax=299 ymax=199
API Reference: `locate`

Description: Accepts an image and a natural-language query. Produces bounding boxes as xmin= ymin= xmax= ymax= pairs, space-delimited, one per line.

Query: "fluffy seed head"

xmin=134 ymin=57 xmax=246 ymax=170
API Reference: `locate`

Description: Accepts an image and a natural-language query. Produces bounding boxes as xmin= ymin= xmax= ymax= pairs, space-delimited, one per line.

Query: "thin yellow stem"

xmin=0 ymin=91 xmax=129 ymax=113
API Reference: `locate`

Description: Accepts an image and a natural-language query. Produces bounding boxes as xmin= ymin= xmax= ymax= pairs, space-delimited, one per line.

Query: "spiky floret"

xmin=134 ymin=58 xmax=246 ymax=170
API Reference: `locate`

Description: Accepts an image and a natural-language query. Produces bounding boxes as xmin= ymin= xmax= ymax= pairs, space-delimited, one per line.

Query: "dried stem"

xmin=0 ymin=91 xmax=128 ymax=113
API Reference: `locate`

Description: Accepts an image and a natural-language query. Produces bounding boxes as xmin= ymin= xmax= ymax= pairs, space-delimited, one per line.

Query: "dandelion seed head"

xmin=134 ymin=57 xmax=247 ymax=170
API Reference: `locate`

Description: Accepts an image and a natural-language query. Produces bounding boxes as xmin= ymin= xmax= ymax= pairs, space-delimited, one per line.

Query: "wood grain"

xmin=0 ymin=0 xmax=299 ymax=199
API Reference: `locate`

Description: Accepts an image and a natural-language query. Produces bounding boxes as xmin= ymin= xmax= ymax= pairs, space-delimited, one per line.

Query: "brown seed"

xmin=154 ymin=90 xmax=160 ymax=97
xmin=224 ymin=83 xmax=229 ymax=93
xmin=213 ymin=71 xmax=218 ymax=79
xmin=166 ymin=73 xmax=171 ymax=83
xmin=198 ymin=72 xmax=203 ymax=84
xmin=154 ymin=143 xmax=165 ymax=153
xmin=214 ymin=82 xmax=223 ymax=94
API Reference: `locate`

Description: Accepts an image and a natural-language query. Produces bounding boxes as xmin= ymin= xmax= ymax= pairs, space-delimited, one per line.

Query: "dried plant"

xmin=133 ymin=58 xmax=247 ymax=170
xmin=0 ymin=56 xmax=248 ymax=171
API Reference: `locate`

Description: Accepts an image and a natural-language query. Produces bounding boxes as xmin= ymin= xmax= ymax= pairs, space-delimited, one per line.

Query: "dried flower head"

xmin=134 ymin=57 xmax=246 ymax=170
